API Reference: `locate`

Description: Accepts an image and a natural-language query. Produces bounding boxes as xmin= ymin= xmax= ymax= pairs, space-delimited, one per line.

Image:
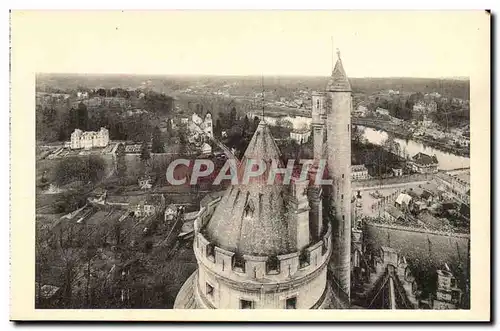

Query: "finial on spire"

xmin=336 ymin=48 xmax=341 ymax=59
xmin=261 ymin=75 xmax=265 ymax=119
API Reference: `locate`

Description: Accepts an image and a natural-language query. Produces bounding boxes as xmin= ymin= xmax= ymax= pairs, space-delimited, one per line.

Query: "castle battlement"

xmin=194 ymin=210 xmax=332 ymax=289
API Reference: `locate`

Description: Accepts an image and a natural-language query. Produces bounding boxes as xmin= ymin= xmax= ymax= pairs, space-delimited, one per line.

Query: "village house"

xmin=201 ymin=142 xmax=212 ymax=155
xmin=164 ymin=204 xmax=178 ymax=222
xmin=77 ymin=91 xmax=89 ymax=99
xmin=409 ymin=152 xmax=439 ymax=174
xmin=353 ymin=105 xmax=368 ymax=117
xmin=395 ymin=193 xmax=412 ymax=210
xmin=384 ymin=205 xmax=405 ymax=223
xmin=436 ymin=171 xmax=470 ymax=206
xmin=392 ymin=168 xmax=403 ymax=177
xmin=351 ymin=164 xmax=369 ymax=180
xmin=290 ymin=128 xmax=311 ymax=144
xmin=132 ymin=195 xmax=166 ymax=218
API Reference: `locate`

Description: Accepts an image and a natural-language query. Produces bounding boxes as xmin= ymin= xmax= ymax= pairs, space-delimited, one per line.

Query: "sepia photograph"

xmin=9 ymin=10 xmax=490 ymax=321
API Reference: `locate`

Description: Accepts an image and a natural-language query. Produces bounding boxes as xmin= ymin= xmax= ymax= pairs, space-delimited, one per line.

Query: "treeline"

xmin=367 ymin=92 xmax=425 ymax=121
xmin=366 ymin=92 xmax=469 ymax=128
xmin=36 ymin=90 xmax=174 ymax=142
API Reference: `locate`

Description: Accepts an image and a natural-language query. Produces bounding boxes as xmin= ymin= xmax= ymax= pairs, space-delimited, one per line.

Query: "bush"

xmin=54 ymin=155 xmax=106 ymax=186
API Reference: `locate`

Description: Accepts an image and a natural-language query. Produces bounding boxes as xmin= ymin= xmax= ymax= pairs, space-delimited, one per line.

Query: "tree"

xmin=140 ymin=141 xmax=151 ymax=163
xmin=77 ymin=102 xmax=88 ymax=130
xmin=115 ymin=143 xmax=127 ymax=184
xmin=229 ymin=107 xmax=237 ymax=126
xmin=214 ymin=118 xmax=222 ymax=138
xmin=275 ymin=118 xmax=293 ymax=129
xmin=178 ymin=127 xmax=188 ymax=156
xmin=351 ymin=125 xmax=364 ymax=146
xmin=165 ymin=119 xmax=173 ymax=138
xmin=252 ymin=116 xmax=260 ymax=132
xmin=242 ymin=115 xmax=250 ymax=137
xmin=54 ymin=155 xmax=105 ymax=187
xmin=151 ymin=126 xmax=165 ymax=153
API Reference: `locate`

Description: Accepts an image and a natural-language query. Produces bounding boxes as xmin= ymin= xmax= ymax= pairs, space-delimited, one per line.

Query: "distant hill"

xmin=36 ymin=74 xmax=469 ymax=100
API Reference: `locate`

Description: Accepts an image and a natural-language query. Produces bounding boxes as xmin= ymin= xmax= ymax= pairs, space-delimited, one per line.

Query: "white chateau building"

xmin=70 ymin=127 xmax=110 ymax=150
xmin=190 ymin=112 xmax=213 ymax=138
xmin=174 ymin=51 xmax=353 ymax=309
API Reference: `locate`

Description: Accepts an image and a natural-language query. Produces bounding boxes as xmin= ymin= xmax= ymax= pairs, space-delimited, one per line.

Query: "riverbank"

xmin=353 ymin=117 xmax=470 ymax=157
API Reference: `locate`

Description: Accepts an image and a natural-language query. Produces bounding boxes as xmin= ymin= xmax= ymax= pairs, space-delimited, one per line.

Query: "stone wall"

xmin=364 ymin=221 xmax=469 ymax=270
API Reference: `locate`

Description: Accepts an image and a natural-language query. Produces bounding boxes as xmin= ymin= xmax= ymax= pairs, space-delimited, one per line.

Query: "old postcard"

xmin=10 ymin=10 xmax=490 ymax=321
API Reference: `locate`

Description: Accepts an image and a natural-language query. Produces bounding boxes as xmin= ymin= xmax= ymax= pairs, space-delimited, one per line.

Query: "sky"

xmin=13 ymin=10 xmax=488 ymax=78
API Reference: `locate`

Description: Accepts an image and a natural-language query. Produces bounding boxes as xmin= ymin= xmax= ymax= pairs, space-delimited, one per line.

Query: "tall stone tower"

xmin=174 ymin=122 xmax=350 ymax=309
xmin=325 ymin=50 xmax=352 ymax=298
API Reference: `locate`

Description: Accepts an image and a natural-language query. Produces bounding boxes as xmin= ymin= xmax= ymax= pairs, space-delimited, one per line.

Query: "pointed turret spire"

xmin=326 ymin=49 xmax=351 ymax=92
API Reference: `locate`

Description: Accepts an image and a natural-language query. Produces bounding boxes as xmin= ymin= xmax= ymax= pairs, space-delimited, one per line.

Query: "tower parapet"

xmin=192 ymin=200 xmax=332 ymax=309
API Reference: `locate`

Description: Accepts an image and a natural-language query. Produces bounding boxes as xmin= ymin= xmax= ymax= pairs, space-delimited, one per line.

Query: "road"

xmin=355 ymin=180 xmax=430 ymax=192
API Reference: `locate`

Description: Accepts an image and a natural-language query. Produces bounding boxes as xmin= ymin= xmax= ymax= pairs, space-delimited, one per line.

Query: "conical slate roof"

xmin=326 ymin=52 xmax=351 ymax=92
xmin=203 ymin=122 xmax=293 ymax=256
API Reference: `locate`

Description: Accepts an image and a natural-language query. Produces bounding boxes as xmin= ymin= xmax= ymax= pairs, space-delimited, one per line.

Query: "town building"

xmin=413 ymin=101 xmax=437 ymax=114
xmin=395 ymin=193 xmax=412 ymax=210
xmin=191 ymin=112 xmax=214 ymax=138
xmin=77 ymin=91 xmax=89 ymax=99
xmin=384 ymin=205 xmax=405 ymax=223
xmin=201 ymin=143 xmax=212 ymax=155
xmin=290 ymin=128 xmax=311 ymax=144
xmin=375 ymin=107 xmax=389 ymax=116
xmin=353 ymin=105 xmax=367 ymax=117
xmin=409 ymin=152 xmax=439 ymax=174
xmin=175 ymin=50 xmax=354 ymax=309
xmin=392 ymin=168 xmax=403 ymax=177
xmin=70 ymin=127 xmax=110 ymax=150
xmin=436 ymin=171 xmax=470 ymax=206
xmin=351 ymin=164 xmax=369 ymax=180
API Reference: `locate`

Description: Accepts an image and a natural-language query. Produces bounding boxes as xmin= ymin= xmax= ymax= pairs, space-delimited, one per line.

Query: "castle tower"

xmin=311 ymin=91 xmax=326 ymax=161
xmin=325 ymin=50 xmax=352 ymax=298
xmin=174 ymin=122 xmax=346 ymax=309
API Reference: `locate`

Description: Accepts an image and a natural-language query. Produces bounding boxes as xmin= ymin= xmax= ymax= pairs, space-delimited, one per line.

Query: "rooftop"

xmin=385 ymin=205 xmax=404 ymax=220
xmin=412 ymin=152 xmax=438 ymax=166
xmin=352 ymin=164 xmax=368 ymax=172
xmin=395 ymin=193 xmax=412 ymax=206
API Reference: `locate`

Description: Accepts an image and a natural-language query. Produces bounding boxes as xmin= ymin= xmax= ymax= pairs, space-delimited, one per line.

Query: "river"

xmin=251 ymin=113 xmax=470 ymax=171
xmin=360 ymin=126 xmax=470 ymax=171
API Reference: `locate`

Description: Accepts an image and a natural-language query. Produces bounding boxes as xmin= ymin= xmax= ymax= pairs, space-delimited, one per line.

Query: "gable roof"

xmin=395 ymin=193 xmax=412 ymax=206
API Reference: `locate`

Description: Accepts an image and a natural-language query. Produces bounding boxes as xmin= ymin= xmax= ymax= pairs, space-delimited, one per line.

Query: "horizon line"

xmin=36 ymin=72 xmax=470 ymax=80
